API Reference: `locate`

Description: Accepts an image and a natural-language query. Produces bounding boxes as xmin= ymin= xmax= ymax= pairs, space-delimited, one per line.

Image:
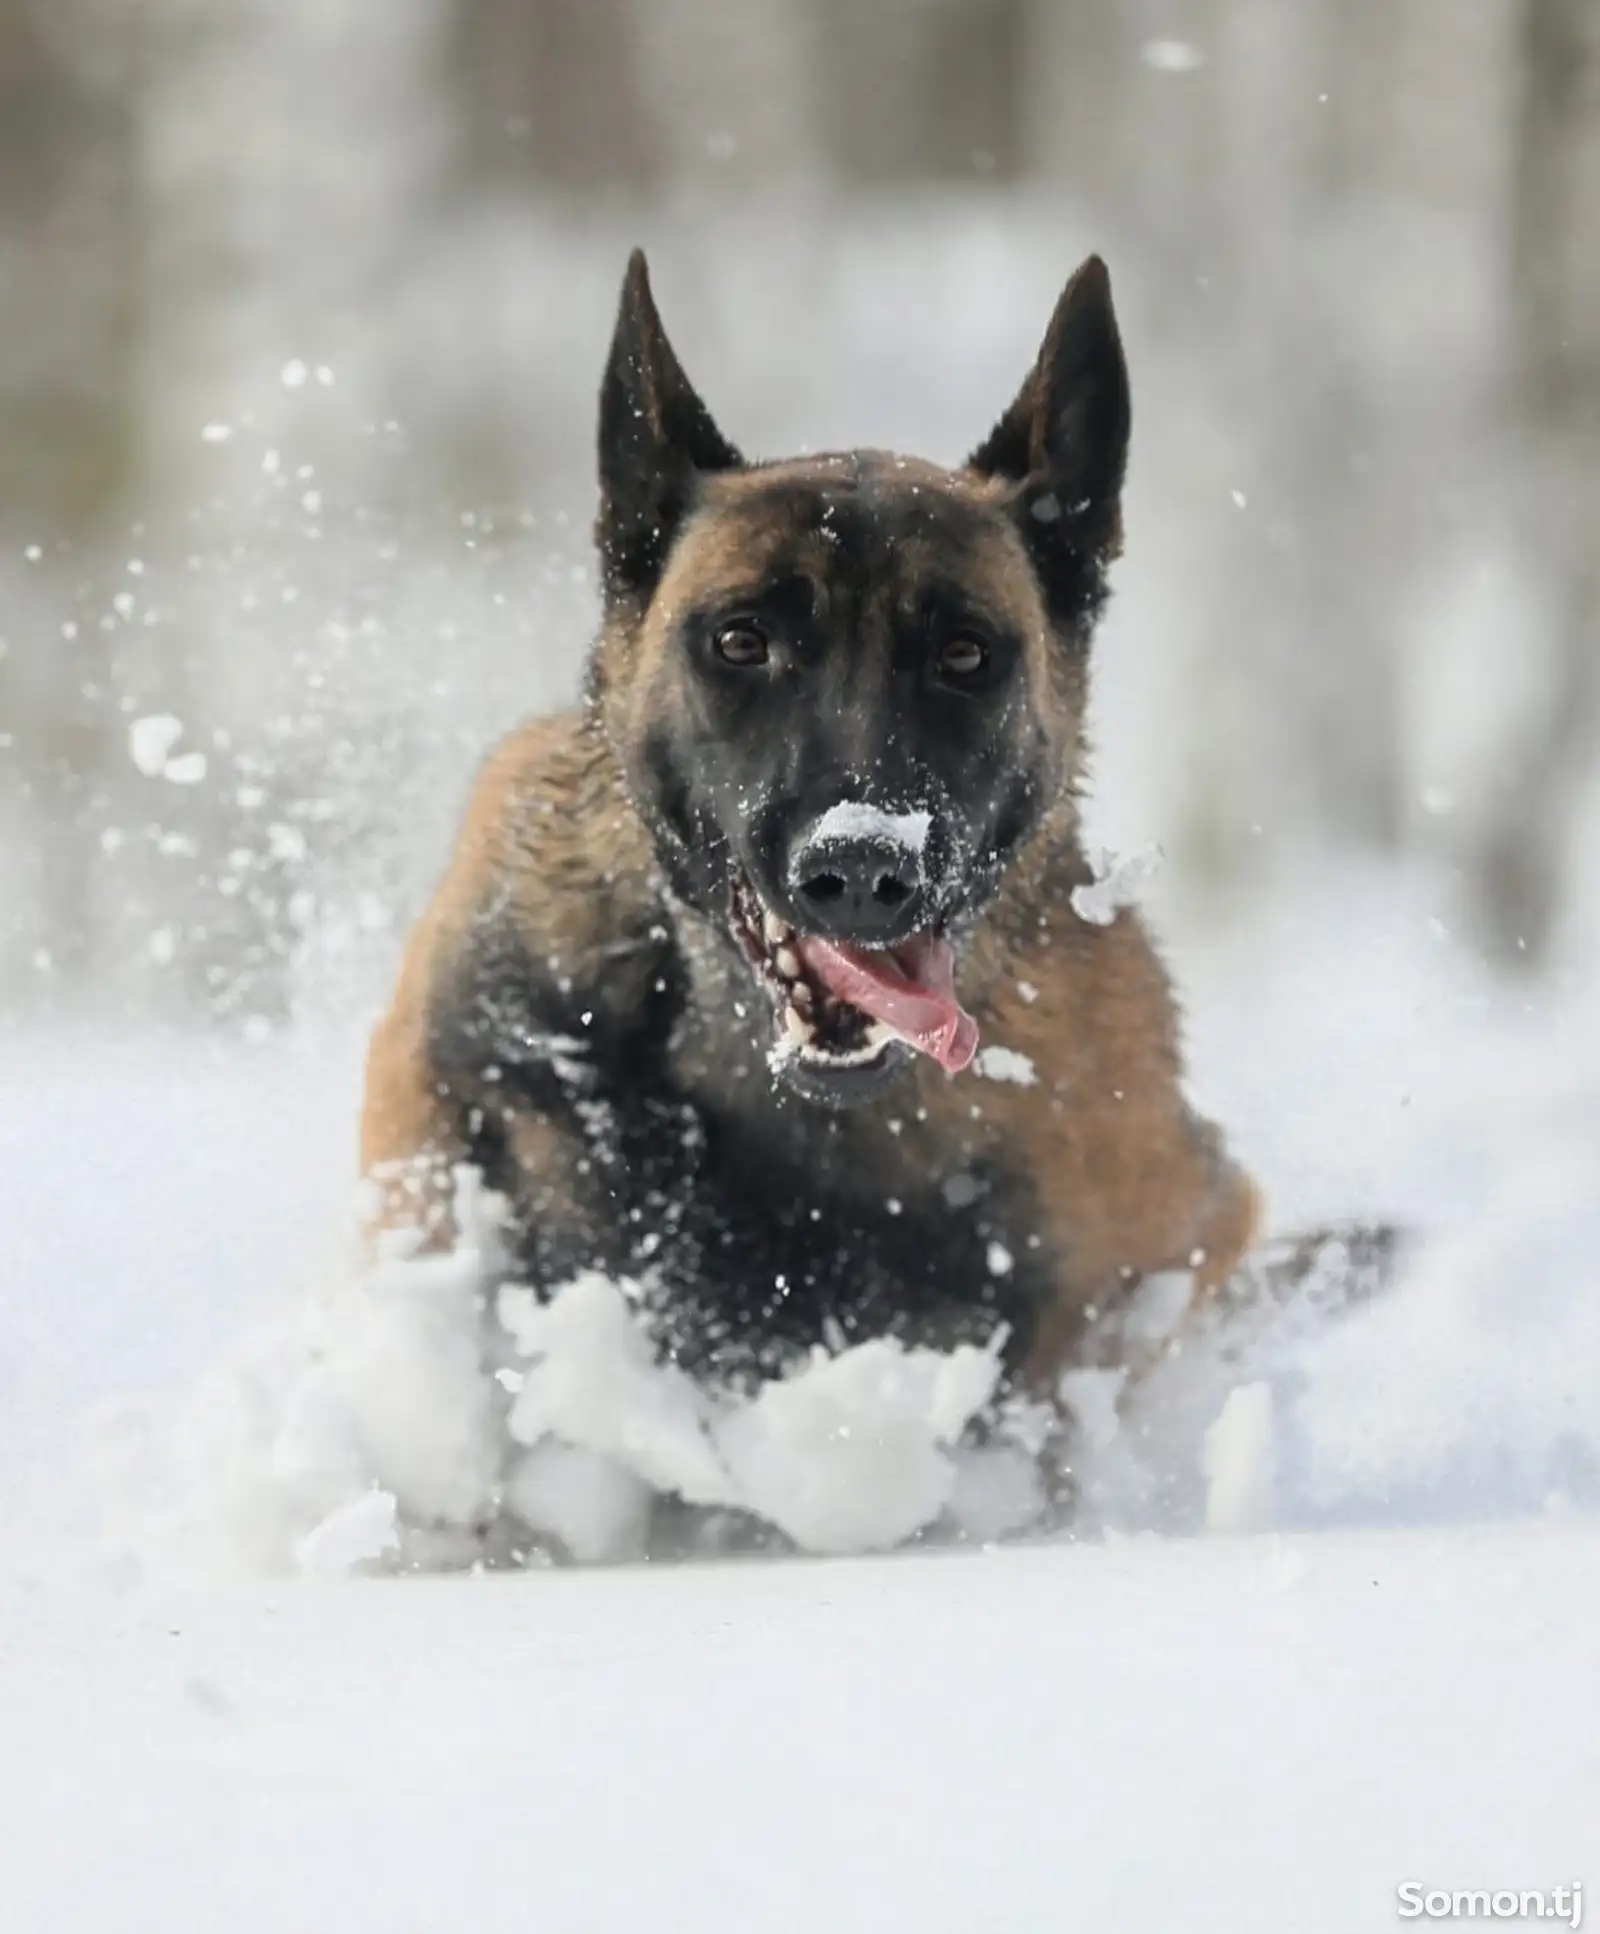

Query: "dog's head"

xmin=590 ymin=251 xmax=1129 ymax=1106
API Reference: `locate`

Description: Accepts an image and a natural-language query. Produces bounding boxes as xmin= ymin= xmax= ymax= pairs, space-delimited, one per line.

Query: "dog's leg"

xmin=1017 ymin=1138 xmax=1263 ymax=1396
xmin=359 ymin=905 xmax=470 ymax=1254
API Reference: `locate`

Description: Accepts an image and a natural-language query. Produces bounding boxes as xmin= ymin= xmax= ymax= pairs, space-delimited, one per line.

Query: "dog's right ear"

xmin=596 ymin=250 xmax=742 ymax=604
xmin=968 ymin=256 xmax=1130 ymax=624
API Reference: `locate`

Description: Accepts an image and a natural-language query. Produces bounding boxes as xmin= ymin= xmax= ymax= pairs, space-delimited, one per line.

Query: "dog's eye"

xmin=712 ymin=621 xmax=770 ymax=668
xmin=937 ymin=634 xmax=990 ymax=683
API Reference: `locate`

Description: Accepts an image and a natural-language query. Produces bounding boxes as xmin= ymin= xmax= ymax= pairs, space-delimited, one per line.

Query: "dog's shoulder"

xmin=441 ymin=707 xmax=657 ymax=954
xmin=912 ymin=838 xmax=1256 ymax=1297
xmin=377 ymin=707 xmax=673 ymax=1097
xmin=955 ymin=809 xmax=1184 ymax=1086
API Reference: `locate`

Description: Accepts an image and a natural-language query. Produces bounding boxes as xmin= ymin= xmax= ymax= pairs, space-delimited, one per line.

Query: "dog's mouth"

xmin=730 ymin=873 xmax=979 ymax=1078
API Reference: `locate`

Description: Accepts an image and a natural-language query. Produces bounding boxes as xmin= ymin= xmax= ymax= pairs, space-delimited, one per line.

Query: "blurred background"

xmin=1 ymin=0 xmax=1597 ymax=1040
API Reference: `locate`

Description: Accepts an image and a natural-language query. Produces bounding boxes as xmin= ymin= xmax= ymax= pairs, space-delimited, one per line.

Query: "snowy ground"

xmin=2 ymin=884 xmax=1597 ymax=1927
xmin=4 ymin=1526 xmax=1596 ymax=1934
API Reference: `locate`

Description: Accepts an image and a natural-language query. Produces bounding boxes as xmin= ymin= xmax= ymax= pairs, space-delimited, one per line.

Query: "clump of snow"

xmin=1203 ymin=1383 xmax=1276 ymax=1533
xmin=128 ymin=714 xmax=185 ymax=777
xmin=163 ymin=752 xmax=208 ymax=786
xmin=85 ymin=938 xmax=1600 ymax=1577
xmin=714 ymin=1337 xmax=1000 ymax=1552
xmin=108 ymin=1167 xmax=509 ymax=1577
xmin=119 ymin=1174 xmax=1019 ymax=1574
xmin=122 ymin=1144 xmax=1600 ymax=1576
xmin=499 ymin=1273 xmax=735 ymax=1512
xmin=806 ymin=801 xmax=932 ymax=857
xmin=1070 ymin=845 xmax=1163 ymax=926
xmin=279 ymin=1229 xmax=506 ymax=1530
xmin=504 ymin=1443 xmax=652 ymax=1564
xmin=500 ymin=1271 xmax=1005 ymax=1558
xmin=127 ymin=714 xmax=209 ymax=786
xmin=295 ymin=1488 xmax=399 ymax=1575
xmin=945 ymin=1436 xmax=1048 ymax=1541
xmin=973 ymin=1045 xmax=1036 ymax=1085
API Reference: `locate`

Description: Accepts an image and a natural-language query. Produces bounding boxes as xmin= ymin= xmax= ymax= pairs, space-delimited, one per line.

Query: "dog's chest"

xmin=511 ymin=1074 xmax=1050 ymax=1383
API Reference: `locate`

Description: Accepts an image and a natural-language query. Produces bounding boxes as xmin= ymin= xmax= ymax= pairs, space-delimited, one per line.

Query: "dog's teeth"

xmin=797 ymin=1035 xmax=892 ymax=1068
xmin=863 ymin=1020 xmax=896 ymax=1048
xmin=790 ymin=982 xmax=814 ymax=1013
xmin=774 ymin=946 xmax=801 ymax=980
xmin=763 ymin=912 xmax=789 ymax=946
xmin=783 ymin=1005 xmax=813 ymax=1043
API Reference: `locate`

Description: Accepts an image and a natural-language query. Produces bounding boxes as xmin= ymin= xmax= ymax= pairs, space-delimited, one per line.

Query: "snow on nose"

xmin=803 ymin=800 xmax=933 ymax=862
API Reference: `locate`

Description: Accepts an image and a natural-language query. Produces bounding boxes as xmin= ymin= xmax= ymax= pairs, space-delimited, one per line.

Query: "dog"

xmin=360 ymin=249 xmax=1263 ymax=1401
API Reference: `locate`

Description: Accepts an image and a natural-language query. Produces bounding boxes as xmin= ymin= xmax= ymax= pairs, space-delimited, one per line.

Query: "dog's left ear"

xmin=597 ymin=249 xmax=742 ymax=604
xmin=968 ymin=256 xmax=1131 ymax=617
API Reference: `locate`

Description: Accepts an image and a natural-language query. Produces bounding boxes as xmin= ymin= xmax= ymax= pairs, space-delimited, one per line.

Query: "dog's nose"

xmin=791 ymin=830 xmax=926 ymax=942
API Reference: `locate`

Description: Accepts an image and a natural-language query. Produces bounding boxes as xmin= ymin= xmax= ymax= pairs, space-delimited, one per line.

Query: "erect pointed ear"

xmin=968 ymin=256 xmax=1131 ymax=619
xmin=596 ymin=249 xmax=742 ymax=604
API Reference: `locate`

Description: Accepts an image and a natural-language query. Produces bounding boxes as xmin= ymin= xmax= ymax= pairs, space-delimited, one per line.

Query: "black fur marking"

xmin=429 ymin=911 xmax=1048 ymax=1385
xmin=623 ymin=1111 xmax=1046 ymax=1385
xmin=642 ymin=468 xmax=1055 ymax=949
xmin=968 ymin=255 xmax=1130 ymax=628
xmin=597 ymin=250 xmax=743 ymax=603
xmin=511 ymin=1065 xmax=1047 ymax=1386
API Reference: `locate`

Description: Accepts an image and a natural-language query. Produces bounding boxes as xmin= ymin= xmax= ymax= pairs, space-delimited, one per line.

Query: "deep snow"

xmin=2 ymin=882 xmax=1598 ymax=1926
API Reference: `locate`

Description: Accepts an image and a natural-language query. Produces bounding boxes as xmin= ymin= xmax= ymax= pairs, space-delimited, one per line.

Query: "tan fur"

xmin=912 ymin=885 xmax=1261 ymax=1389
xmin=360 ymin=711 xmax=656 ymax=1252
xmin=612 ymin=458 xmax=1065 ymax=699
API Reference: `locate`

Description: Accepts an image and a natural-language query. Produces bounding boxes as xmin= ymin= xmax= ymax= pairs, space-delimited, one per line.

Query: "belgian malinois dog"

xmin=361 ymin=250 xmax=1262 ymax=1404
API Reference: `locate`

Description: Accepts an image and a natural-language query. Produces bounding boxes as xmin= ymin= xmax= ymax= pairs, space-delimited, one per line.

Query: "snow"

xmin=1070 ymin=844 xmax=1164 ymax=926
xmin=294 ymin=1488 xmax=399 ymax=1575
xmin=127 ymin=714 xmax=208 ymax=785
xmin=711 ymin=1334 xmax=1002 ymax=1551
xmin=504 ymin=1439 xmax=652 ymax=1563
xmin=127 ymin=712 xmax=185 ymax=776
xmin=1203 ymin=1382 xmax=1277 ymax=1533
xmin=973 ymin=1044 xmax=1037 ymax=1085
xmin=1 ymin=1526 xmax=1595 ymax=1933
xmin=163 ymin=751 xmax=208 ymax=786
xmin=2 ymin=891 xmax=1598 ymax=1924
xmin=1290 ymin=1120 xmax=1600 ymax=1516
xmin=806 ymin=800 xmax=933 ymax=856
xmin=114 ymin=1223 xmax=1014 ymax=1571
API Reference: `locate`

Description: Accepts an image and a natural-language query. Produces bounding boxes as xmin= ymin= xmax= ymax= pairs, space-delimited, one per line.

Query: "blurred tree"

xmin=1474 ymin=0 xmax=1600 ymax=967
xmin=1284 ymin=0 xmax=1407 ymax=853
xmin=0 ymin=0 xmax=140 ymax=1000
xmin=0 ymin=0 xmax=1586 ymax=1023
xmin=814 ymin=0 xmax=1027 ymax=185
xmin=0 ymin=0 xmax=138 ymax=531
xmin=449 ymin=0 xmax=657 ymax=192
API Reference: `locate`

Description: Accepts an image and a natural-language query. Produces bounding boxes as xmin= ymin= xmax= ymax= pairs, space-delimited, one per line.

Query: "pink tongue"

xmin=793 ymin=933 xmax=979 ymax=1074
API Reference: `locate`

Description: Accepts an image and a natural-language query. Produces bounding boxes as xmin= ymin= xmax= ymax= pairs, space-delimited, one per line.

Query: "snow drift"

xmin=109 ymin=1167 xmax=1049 ymax=1574
xmin=70 ymin=929 xmax=1600 ymax=1579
